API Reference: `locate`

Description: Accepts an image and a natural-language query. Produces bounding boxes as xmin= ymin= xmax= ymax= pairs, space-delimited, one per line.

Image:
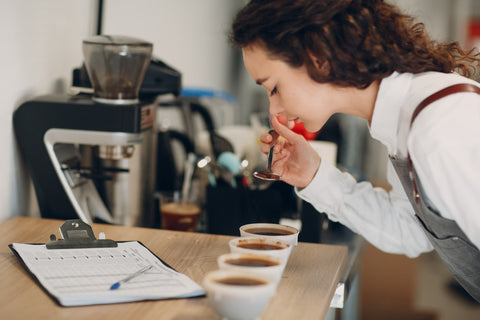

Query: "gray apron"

xmin=389 ymin=83 xmax=480 ymax=302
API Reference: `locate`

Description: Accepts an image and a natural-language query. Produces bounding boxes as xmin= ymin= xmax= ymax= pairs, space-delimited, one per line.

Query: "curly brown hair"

xmin=231 ymin=0 xmax=480 ymax=89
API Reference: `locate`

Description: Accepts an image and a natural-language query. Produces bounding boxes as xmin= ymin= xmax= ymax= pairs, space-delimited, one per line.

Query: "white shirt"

xmin=297 ymin=71 xmax=480 ymax=257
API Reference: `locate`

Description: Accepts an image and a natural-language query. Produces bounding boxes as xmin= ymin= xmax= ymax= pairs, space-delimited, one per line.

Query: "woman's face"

xmin=242 ymin=44 xmax=342 ymax=132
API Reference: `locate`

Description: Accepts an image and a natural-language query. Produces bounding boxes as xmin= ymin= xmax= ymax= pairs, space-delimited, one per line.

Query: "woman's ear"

xmin=307 ymin=51 xmax=330 ymax=76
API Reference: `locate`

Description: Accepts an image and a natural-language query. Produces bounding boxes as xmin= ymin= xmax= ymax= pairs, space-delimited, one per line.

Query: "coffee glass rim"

xmin=157 ymin=190 xmax=197 ymax=203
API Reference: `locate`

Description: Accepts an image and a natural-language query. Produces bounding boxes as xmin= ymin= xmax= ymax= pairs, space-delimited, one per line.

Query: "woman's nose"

xmin=268 ymin=98 xmax=283 ymax=116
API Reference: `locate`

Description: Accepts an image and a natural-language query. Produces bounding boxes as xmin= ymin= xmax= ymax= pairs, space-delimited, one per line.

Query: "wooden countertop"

xmin=0 ymin=217 xmax=347 ymax=320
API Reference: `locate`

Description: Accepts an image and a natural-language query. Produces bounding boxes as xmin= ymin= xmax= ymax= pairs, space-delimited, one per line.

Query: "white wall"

xmin=1 ymin=1 xmax=96 ymax=222
xmin=102 ymin=0 xmax=240 ymax=92
xmin=389 ymin=0 xmax=452 ymax=41
xmin=389 ymin=0 xmax=473 ymax=44
xmin=1 ymin=0 xmax=239 ymax=223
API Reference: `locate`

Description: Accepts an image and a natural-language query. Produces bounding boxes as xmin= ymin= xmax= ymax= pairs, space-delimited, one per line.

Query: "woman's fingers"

xmin=274 ymin=114 xmax=295 ymax=129
xmin=259 ymin=142 xmax=271 ymax=154
xmin=258 ymin=116 xmax=299 ymax=155
xmin=270 ymin=116 xmax=301 ymax=143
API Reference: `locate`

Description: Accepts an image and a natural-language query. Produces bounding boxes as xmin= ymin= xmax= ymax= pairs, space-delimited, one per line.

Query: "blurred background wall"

xmin=1 ymin=0 xmax=480 ymax=223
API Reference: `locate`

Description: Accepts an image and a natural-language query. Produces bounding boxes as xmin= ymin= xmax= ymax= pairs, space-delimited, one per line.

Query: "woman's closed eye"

xmin=270 ymin=86 xmax=278 ymax=96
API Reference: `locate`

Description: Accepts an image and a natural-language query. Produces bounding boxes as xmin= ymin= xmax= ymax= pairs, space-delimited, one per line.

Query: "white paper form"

xmin=11 ymin=241 xmax=205 ymax=306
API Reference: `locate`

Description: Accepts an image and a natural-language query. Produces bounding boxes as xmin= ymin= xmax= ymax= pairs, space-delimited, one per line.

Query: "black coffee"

xmin=216 ymin=277 xmax=267 ymax=286
xmin=245 ymin=227 xmax=295 ymax=236
xmin=225 ymin=257 xmax=279 ymax=267
xmin=237 ymin=243 xmax=284 ymax=250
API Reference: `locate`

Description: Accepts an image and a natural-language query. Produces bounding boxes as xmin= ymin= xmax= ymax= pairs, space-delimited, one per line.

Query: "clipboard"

xmin=9 ymin=219 xmax=205 ymax=307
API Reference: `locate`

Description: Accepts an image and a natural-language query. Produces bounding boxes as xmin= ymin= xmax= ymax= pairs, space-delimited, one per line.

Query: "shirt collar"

xmin=370 ymin=72 xmax=413 ymax=155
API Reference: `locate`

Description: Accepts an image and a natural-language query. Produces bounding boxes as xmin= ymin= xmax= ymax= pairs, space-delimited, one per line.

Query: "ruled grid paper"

xmin=11 ymin=241 xmax=204 ymax=306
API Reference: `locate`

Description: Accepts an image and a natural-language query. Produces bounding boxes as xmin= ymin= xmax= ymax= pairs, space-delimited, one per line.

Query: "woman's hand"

xmin=259 ymin=116 xmax=321 ymax=188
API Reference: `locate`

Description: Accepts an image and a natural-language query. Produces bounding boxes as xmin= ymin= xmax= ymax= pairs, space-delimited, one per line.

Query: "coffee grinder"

xmin=14 ymin=35 xmax=176 ymax=227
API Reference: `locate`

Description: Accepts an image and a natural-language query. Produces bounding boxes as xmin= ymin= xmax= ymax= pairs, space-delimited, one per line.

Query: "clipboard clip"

xmin=46 ymin=219 xmax=118 ymax=249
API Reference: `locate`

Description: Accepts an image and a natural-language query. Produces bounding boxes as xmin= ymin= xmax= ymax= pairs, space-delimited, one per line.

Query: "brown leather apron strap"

xmin=411 ymin=83 xmax=480 ymax=126
xmin=408 ymin=83 xmax=480 ymax=204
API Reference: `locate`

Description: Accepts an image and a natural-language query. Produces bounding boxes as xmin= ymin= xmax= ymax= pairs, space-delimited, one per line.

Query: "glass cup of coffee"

xmin=229 ymin=237 xmax=292 ymax=264
xmin=240 ymin=223 xmax=299 ymax=247
xmin=158 ymin=191 xmax=201 ymax=232
xmin=203 ymin=269 xmax=276 ymax=320
xmin=218 ymin=252 xmax=285 ymax=285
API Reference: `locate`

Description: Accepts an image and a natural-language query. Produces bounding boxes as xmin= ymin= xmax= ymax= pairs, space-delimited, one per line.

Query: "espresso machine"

xmin=14 ymin=35 xmax=180 ymax=227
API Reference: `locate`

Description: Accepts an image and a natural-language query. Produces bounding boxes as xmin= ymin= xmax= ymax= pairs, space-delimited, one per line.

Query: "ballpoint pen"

xmin=110 ymin=265 xmax=153 ymax=290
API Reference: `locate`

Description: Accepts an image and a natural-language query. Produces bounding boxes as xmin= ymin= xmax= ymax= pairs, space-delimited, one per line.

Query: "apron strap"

xmin=409 ymin=83 xmax=480 ymax=204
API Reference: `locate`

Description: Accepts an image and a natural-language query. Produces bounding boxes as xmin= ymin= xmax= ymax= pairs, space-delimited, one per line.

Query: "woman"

xmin=231 ymin=0 xmax=480 ymax=301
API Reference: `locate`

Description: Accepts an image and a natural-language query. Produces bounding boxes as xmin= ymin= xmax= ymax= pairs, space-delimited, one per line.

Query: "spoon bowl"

xmin=253 ymin=169 xmax=282 ymax=181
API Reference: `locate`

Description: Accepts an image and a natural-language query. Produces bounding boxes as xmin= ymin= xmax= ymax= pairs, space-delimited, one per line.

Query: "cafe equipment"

xmin=14 ymin=35 xmax=180 ymax=227
xmin=155 ymin=98 xmax=234 ymax=192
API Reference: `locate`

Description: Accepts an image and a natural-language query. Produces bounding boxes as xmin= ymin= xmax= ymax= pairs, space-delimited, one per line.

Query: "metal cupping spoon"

xmin=253 ymin=130 xmax=282 ymax=181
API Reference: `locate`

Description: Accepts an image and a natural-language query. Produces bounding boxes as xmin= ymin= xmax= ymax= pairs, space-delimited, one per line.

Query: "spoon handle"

xmin=266 ymin=129 xmax=276 ymax=171
xmin=267 ymin=145 xmax=274 ymax=171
